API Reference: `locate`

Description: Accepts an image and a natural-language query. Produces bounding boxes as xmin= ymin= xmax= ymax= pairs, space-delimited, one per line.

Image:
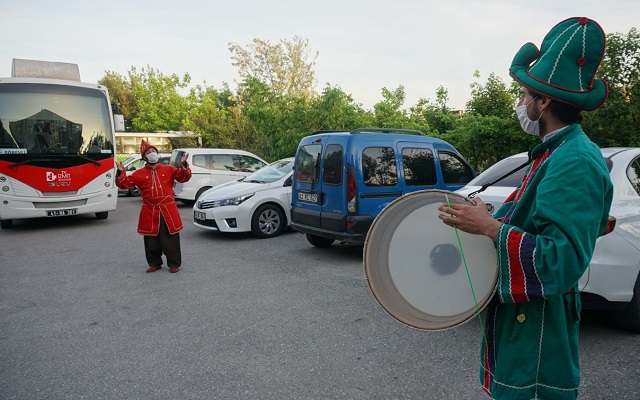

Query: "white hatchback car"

xmin=193 ymin=158 xmax=294 ymax=238
xmin=456 ymin=148 xmax=640 ymax=332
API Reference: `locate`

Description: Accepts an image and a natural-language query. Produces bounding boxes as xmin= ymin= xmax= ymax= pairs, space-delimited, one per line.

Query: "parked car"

xmin=193 ymin=157 xmax=294 ymax=238
xmin=456 ymin=148 xmax=640 ymax=332
xmin=118 ymin=153 xmax=171 ymax=196
xmin=169 ymin=148 xmax=268 ymax=203
xmin=454 ymin=152 xmax=530 ymax=212
xmin=291 ymin=128 xmax=476 ymax=247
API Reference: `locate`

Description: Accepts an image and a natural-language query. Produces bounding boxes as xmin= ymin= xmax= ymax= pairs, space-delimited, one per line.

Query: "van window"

xmin=239 ymin=155 xmax=265 ymax=172
xmin=211 ymin=154 xmax=238 ymax=171
xmin=363 ymin=147 xmax=397 ymax=186
xmin=322 ymin=144 xmax=343 ymax=185
xmin=296 ymin=144 xmax=322 ymax=183
xmin=402 ymin=148 xmax=437 ymax=185
xmin=439 ymin=151 xmax=474 ymax=184
xmin=192 ymin=154 xmax=208 ymax=168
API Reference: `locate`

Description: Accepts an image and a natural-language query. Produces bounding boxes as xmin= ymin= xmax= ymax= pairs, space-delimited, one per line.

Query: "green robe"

xmin=481 ymin=124 xmax=613 ymax=399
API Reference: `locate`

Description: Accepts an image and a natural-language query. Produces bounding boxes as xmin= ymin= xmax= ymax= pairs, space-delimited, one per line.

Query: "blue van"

xmin=290 ymin=128 xmax=476 ymax=247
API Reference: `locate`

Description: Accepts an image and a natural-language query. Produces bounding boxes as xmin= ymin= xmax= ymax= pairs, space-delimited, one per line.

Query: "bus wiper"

xmin=62 ymin=154 xmax=102 ymax=166
xmin=8 ymin=158 xmax=59 ymax=168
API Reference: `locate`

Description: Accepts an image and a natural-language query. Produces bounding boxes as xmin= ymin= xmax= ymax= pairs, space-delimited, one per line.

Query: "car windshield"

xmin=467 ymin=154 xmax=530 ymax=187
xmin=243 ymin=159 xmax=293 ymax=183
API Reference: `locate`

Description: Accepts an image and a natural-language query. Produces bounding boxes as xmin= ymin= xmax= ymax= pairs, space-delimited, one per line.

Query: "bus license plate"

xmin=47 ymin=209 xmax=77 ymax=217
xmin=194 ymin=211 xmax=206 ymax=221
xmin=298 ymin=192 xmax=319 ymax=204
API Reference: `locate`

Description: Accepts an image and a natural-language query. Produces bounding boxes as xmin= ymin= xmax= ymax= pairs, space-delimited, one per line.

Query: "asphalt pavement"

xmin=0 ymin=196 xmax=638 ymax=399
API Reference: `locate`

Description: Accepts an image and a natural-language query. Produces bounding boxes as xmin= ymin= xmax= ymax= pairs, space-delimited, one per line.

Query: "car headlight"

xmin=197 ymin=193 xmax=255 ymax=209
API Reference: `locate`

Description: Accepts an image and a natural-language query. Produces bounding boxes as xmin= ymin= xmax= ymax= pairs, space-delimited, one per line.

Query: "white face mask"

xmin=145 ymin=151 xmax=159 ymax=164
xmin=516 ymin=97 xmax=544 ymax=136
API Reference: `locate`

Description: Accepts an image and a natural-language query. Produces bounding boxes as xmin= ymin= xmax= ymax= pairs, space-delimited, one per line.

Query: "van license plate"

xmin=298 ymin=192 xmax=319 ymax=204
xmin=194 ymin=211 xmax=206 ymax=221
xmin=47 ymin=208 xmax=77 ymax=217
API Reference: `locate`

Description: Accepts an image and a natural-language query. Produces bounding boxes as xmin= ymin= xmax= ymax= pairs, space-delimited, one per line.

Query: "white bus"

xmin=0 ymin=59 xmax=123 ymax=229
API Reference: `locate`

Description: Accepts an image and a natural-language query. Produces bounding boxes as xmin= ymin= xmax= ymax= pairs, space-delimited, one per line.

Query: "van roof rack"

xmin=310 ymin=129 xmax=345 ymax=135
xmin=349 ymin=128 xmax=426 ymax=136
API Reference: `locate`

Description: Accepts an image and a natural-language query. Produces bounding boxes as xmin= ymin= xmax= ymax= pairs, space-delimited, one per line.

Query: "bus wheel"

xmin=1 ymin=220 xmax=13 ymax=229
xmin=95 ymin=212 xmax=109 ymax=220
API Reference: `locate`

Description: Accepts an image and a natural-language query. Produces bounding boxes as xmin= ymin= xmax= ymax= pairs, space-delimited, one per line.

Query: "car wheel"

xmin=612 ymin=273 xmax=640 ymax=332
xmin=1 ymin=219 xmax=13 ymax=229
xmin=306 ymin=234 xmax=334 ymax=248
xmin=95 ymin=212 xmax=109 ymax=220
xmin=129 ymin=185 xmax=142 ymax=197
xmin=251 ymin=204 xmax=285 ymax=239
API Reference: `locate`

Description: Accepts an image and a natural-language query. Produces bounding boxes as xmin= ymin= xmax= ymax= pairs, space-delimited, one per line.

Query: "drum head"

xmin=364 ymin=190 xmax=497 ymax=331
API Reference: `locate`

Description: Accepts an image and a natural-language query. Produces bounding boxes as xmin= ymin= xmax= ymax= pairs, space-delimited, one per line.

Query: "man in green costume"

xmin=438 ymin=17 xmax=613 ymax=399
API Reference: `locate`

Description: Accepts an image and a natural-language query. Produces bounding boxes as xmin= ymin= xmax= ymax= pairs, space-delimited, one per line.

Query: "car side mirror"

xmin=284 ymin=176 xmax=292 ymax=187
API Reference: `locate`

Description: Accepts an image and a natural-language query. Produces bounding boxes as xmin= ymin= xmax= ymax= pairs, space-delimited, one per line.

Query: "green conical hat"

xmin=509 ymin=17 xmax=609 ymax=111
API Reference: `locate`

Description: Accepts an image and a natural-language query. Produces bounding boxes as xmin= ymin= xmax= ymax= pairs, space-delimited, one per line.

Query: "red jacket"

xmin=116 ymin=164 xmax=192 ymax=235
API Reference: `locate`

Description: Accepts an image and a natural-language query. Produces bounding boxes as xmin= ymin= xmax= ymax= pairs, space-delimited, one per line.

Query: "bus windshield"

xmin=0 ymin=83 xmax=114 ymax=161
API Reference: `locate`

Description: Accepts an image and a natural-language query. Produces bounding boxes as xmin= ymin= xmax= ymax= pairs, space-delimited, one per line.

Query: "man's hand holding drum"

xmin=437 ymin=197 xmax=501 ymax=241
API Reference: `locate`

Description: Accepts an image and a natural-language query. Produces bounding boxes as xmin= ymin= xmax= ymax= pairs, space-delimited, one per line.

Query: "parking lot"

xmin=1 ymin=196 xmax=639 ymax=399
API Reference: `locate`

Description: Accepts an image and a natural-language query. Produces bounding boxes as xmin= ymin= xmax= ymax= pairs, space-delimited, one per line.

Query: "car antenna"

xmin=467 ymin=152 xmax=533 ymax=198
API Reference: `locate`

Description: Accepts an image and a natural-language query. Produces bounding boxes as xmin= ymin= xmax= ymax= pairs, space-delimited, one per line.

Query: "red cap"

xmin=140 ymin=140 xmax=159 ymax=159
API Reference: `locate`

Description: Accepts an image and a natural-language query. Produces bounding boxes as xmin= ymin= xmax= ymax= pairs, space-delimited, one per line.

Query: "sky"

xmin=2 ymin=0 xmax=638 ymax=111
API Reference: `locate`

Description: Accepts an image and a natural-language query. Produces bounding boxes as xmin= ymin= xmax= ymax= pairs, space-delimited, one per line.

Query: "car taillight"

xmin=600 ymin=216 xmax=616 ymax=237
xmin=347 ymin=175 xmax=355 ymax=201
xmin=347 ymin=174 xmax=356 ymax=213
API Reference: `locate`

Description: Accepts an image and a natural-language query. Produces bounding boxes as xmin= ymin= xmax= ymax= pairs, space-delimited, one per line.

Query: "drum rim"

xmin=363 ymin=189 xmax=498 ymax=331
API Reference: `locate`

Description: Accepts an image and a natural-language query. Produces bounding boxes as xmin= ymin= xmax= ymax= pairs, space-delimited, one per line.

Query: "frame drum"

xmin=364 ymin=190 xmax=498 ymax=331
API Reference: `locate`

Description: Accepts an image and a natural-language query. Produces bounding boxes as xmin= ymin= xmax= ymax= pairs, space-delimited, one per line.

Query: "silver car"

xmin=456 ymin=148 xmax=640 ymax=332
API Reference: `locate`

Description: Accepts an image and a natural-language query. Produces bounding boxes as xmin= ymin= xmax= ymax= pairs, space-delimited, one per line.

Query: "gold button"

xmin=517 ymin=313 xmax=526 ymax=323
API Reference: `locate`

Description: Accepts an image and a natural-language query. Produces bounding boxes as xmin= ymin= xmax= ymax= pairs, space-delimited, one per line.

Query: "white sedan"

xmin=193 ymin=158 xmax=294 ymax=238
xmin=456 ymin=148 xmax=640 ymax=332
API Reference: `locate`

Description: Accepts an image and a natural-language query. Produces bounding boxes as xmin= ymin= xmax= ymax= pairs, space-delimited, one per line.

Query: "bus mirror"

xmin=113 ymin=114 xmax=125 ymax=132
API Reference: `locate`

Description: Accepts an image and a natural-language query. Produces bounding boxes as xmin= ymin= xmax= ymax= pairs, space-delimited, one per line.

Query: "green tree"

xmin=583 ymin=28 xmax=640 ymax=146
xmin=373 ymin=86 xmax=406 ymax=127
xmin=437 ymin=71 xmax=535 ymax=171
xmin=444 ymin=114 xmax=537 ymax=171
xmin=229 ymin=36 xmax=318 ymax=99
xmin=310 ymin=85 xmax=374 ymax=131
xmin=371 ymin=86 xmax=428 ymax=132
xmin=99 ymin=71 xmax=136 ymax=131
xmin=184 ymin=85 xmax=236 ymax=147
xmin=466 ymin=71 xmax=518 ymax=119
xmin=129 ymin=66 xmax=191 ymax=132
xmin=409 ymin=86 xmax=458 ymax=136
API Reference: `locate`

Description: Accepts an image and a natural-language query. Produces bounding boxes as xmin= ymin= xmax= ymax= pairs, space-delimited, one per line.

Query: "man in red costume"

xmin=116 ymin=140 xmax=192 ymax=273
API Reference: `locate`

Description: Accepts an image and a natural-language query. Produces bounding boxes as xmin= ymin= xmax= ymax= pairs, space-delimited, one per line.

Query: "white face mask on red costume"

xmin=146 ymin=151 xmax=159 ymax=164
